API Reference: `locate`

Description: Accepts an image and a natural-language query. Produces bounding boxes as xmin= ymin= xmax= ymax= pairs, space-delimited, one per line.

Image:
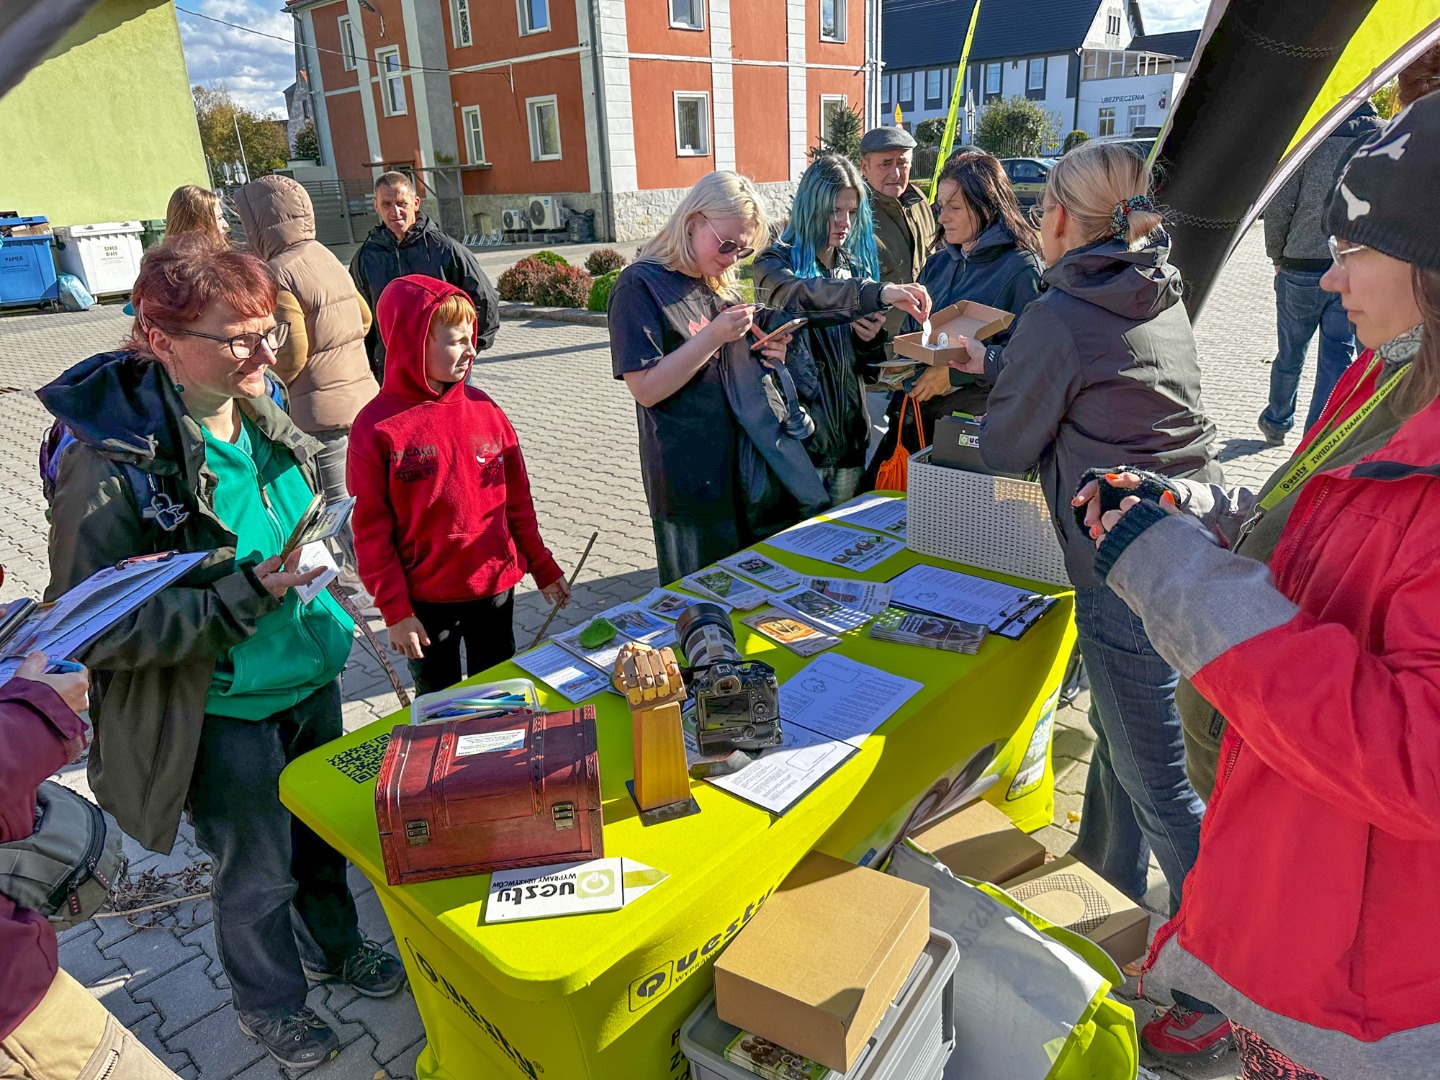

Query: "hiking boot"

xmin=1142 ymin=1004 xmax=1234 ymax=1063
xmin=238 ymin=1007 xmax=339 ymax=1071
xmin=1257 ymin=415 xmax=1288 ymax=447
xmin=302 ymin=940 xmax=407 ymax=998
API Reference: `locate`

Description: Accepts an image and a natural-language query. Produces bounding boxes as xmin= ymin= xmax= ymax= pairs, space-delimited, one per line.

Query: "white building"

xmin=1076 ymin=31 xmax=1199 ymax=138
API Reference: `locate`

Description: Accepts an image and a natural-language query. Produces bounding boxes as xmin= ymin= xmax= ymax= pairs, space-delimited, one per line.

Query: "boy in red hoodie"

xmin=348 ymin=275 xmax=569 ymax=693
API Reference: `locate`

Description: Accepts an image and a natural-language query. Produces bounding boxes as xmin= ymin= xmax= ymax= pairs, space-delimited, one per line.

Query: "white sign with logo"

xmin=484 ymin=858 xmax=667 ymax=923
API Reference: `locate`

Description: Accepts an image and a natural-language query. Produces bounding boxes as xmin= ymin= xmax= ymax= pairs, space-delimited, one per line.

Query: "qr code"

xmin=327 ymin=732 xmax=392 ymax=784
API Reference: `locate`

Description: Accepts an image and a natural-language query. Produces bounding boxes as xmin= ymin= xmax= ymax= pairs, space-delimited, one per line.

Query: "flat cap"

xmin=859 ymin=126 xmax=917 ymax=153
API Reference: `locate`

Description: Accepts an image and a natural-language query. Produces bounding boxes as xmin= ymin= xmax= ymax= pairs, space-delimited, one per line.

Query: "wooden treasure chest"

xmin=375 ymin=707 xmax=603 ymax=886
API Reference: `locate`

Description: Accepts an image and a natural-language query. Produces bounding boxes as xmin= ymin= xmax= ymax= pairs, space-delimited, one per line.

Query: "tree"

xmin=1062 ymin=129 xmax=1090 ymax=154
xmin=809 ymin=102 xmax=864 ymax=162
xmin=974 ymin=96 xmax=1063 ymax=159
xmin=914 ymin=117 xmax=948 ymax=149
xmin=293 ymin=119 xmax=320 ymax=162
xmin=1372 ymin=79 xmax=1401 ymax=119
xmin=192 ymin=85 xmax=291 ymax=182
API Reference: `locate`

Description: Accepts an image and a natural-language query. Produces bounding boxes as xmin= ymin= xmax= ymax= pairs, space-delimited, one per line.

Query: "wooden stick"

xmin=526 ymin=530 xmax=598 ymax=650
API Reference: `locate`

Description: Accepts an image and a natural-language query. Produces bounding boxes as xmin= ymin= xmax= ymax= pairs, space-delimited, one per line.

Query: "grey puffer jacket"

xmin=979 ymin=233 xmax=1221 ymax=587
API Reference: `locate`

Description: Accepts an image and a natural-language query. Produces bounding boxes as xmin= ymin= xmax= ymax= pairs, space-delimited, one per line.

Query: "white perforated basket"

xmin=906 ymin=448 xmax=1070 ymax=586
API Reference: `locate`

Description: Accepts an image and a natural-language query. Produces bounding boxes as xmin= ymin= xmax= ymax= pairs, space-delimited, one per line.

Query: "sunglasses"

xmin=1327 ymin=235 xmax=1369 ymax=270
xmin=162 ymin=322 xmax=290 ymax=361
xmin=1026 ymin=202 xmax=1049 ymax=230
xmin=703 ymin=217 xmax=755 ymax=259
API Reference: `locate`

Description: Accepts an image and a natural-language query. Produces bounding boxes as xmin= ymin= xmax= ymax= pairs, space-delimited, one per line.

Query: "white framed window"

xmin=338 ymin=16 xmax=357 ymax=71
xmin=897 ymin=72 xmax=913 ymax=102
xmin=452 ymin=0 xmax=472 ymax=47
xmin=1028 ymin=57 xmax=1045 ymax=90
xmin=880 ymin=76 xmax=891 ymax=107
xmin=1127 ymin=103 xmax=1146 ymax=132
xmin=1107 ymin=9 xmax=1121 ymax=36
xmin=376 ymin=47 xmax=406 ymax=116
xmin=461 ymin=105 xmax=485 ymax=163
xmin=1098 ymin=106 xmax=1115 ymax=137
xmin=518 ymin=0 xmax=550 ymax=35
xmin=820 ymin=0 xmax=845 ymax=42
xmin=1107 ymin=50 xmax=1124 ymax=77
xmin=674 ymin=92 xmax=711 ymax=156
xmin=819 ymin=94 xmax=847 ymax=144
xmin=985 ymin=63 xmax=1001 ymax=95
xmin=670 ymin=0 xmax=704 ymax=30
xmin=526 ymin=95 xmax=561 ymax=160
xmin=925 ymin=69 xmax=941 ymax=102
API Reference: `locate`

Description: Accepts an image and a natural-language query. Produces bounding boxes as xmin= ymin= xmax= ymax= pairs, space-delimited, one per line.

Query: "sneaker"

xmin=302 ymin=940 xmax=407 ymax=998
xmin=1141 ymin=1004 xmax=1234 ymax=1063
xmin=238 ymin=1007 xmax=339 ymax=1071
xmin=1257 ymin=415 xmax=1288 ymax=447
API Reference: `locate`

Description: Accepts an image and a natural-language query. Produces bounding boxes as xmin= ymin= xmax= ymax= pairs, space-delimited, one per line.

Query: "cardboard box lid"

xmin=909 ymin=799 xmax=1046 ymax=884
xmin=713 ymin=852 xmax=930 ymax=1072
xmin=1000 ymin=854 xmax=1151 ymax=965
xmin=891 ymin=300 xmax=1014 ymax=365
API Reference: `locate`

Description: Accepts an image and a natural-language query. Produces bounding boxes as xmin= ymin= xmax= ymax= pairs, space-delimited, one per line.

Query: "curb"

xmin=497 ymin=301 xmax=607 ymax=327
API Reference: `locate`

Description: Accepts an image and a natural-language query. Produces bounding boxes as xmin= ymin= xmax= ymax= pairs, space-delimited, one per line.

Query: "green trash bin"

xmin=139 ymin=219 xmax=166 ymax=250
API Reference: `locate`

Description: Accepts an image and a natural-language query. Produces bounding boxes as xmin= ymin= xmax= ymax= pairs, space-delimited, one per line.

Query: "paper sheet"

xmin=768 ymin=585 xmax=873 ymax=636
xmin=484 ymin=858 xmax=667 ymax=923
xmin=639 ymin=588 xmax=725 ymax=621
xmin=823 ymin=494 xmax=909 ymax=539
xmin=597 ymin=603 xmax=677 ymax=648
xmin=888 ymin=564 xmax=1056 ymax=638
xmin=705 ymin=721 xmax=857 ymax=815
xmin=741 ymin=607 xmax=840 ymax=657
xmin=800 ymin=577 xmax=893 ymax=616
xmin=717 ymin=550 xmax=804 ymax=592
xmin=554 ymin=623 xmax=627 ymax=671
xmin=293 ymin=542 xmax=339 ymax=605
xmin=681 ymin=567 xmax=770 ymax=610
xmin=515 ymin=642 xmax=611 ymax=702
xmin=763 ymin=521 xmax=904 ymax=573
xmin=778 ymin=653 xmax=922 ymax=748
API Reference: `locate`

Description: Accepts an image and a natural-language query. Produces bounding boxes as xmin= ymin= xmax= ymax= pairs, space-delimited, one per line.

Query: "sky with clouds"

xmin=174 ymin=0 xmax=1212 ymax=120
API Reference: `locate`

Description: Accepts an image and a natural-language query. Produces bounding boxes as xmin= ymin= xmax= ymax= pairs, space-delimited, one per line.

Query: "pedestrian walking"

xmin=1076 ymin=96 xmax=1440 ymax=1080
xmin=39 ymin=237 xmax=402 ymax=1073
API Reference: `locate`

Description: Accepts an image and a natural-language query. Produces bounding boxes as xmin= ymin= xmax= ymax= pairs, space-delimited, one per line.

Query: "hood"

xmin=364 ymin=211 xmax=444 ymax=252
xmin=943 ymin=220 xmax=1025 ymax=265
xmin=36 ymin=351 xmax=191 ymax=474
xmin=375 ymin=274 xmax=476 ymax=403
xmin=234 ymin=175 xmax=316 ymax=261
xmin=1043 ymin=233 xmax=1182 ymax=321
xmin=1335 ymin=101 xmax=1382 ymax=141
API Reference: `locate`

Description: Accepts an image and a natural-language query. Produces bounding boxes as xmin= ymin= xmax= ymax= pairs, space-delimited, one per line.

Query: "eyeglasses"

xmin=164 ymin=322 xmax=290 ymax=360
xmin=1328 ymin=236 xmax=1369 ymax=270
xmin=1026 ymin=203 xmax=1049 ymax=230
xmin=702 ymin=217 xmax=755 ymax=259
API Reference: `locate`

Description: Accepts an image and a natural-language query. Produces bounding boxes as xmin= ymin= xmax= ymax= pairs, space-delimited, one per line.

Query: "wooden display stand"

xmin=613 ymin=643 xmax=691 ymax=812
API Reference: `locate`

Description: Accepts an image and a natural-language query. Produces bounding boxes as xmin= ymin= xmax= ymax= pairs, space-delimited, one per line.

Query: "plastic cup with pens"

xmin=410 ymin=678 xmax=541 ymax=726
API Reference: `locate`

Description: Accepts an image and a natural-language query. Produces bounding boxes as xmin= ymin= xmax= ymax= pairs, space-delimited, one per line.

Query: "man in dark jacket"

xmin=1258 ymin=103 xmax=1384 ymax=444
xmin=349 ymin=171 xmax=499 ymax=377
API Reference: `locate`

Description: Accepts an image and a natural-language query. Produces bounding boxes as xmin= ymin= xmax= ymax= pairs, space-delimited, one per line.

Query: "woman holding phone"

xmin=39 ymin=237 xmax=402 ymax=1072
xmin=609 ymin=171 xmax=829 ymax=581
xmin=753 ymin=154 xmax=932 ymax=506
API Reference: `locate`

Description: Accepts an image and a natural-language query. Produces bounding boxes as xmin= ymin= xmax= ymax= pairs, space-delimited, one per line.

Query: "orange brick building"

xmin=286 ymin=0 xmax=880 ymax=241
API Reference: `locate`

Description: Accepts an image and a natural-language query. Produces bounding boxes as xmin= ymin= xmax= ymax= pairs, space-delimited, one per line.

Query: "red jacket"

xmin=1138 ymin=353 xmax=1440 ymax=1077
xmin=347 ymin=276 xmax=561 ymax=626
xmin=1 ymin=677 xmax=88 ymax=1038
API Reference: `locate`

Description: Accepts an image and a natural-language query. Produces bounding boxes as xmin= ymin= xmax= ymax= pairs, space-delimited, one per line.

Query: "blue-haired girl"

xmin=754 ymin=155 xmax=931 ymax=504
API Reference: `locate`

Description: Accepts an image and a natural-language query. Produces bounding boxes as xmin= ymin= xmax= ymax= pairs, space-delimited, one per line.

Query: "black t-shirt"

xmin=608 ymin=261 xmax=740 ymax=521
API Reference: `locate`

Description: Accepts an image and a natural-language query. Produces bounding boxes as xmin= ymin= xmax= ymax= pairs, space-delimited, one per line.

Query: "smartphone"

xmin=279 ymin=495 xmax=357 ymax=562
xmin=750 ymin=318 xmax=808 ymax=352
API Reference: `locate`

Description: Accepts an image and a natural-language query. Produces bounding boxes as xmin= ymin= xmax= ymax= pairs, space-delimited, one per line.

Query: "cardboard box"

xmin=892 ymin=300 xmax=1014 ymax=366
xmin=713 ymin=852 xmax=930 ymax=1072
xmin=1000 ymin=855 xmax=1150 ymax=965
xmin=909 ymin=799 xmax=1047 ymax=884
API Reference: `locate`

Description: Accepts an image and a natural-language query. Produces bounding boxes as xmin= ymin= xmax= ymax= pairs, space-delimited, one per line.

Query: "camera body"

xmin=676 ymin=602 xmax=783 ymax=755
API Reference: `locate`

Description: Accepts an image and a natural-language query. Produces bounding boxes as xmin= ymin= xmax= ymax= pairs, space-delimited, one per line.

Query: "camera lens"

xmin=676 ymin=602 xmax=742 ymax=667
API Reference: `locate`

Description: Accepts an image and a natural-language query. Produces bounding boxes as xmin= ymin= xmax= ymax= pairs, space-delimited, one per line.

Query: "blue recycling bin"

xmin=0 ymin=216 xmax=62 ymax=309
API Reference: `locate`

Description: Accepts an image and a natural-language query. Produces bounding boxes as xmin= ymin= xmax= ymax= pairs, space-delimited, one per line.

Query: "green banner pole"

xmin=929 ymin=0 xmax=984 ymax=201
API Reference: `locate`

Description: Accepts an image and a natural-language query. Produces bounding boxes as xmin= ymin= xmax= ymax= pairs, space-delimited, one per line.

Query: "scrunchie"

xmin=1110 ymin=195 xmax=1157 ymax=240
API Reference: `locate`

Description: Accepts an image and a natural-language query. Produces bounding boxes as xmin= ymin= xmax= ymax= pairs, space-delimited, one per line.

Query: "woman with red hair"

xmin=38 ymin=236 xmax=403 ymax=1073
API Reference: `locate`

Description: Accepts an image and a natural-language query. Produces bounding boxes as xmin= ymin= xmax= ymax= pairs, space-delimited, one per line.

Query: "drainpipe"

xmin=586 ymin=0 xmax=616 ymax=243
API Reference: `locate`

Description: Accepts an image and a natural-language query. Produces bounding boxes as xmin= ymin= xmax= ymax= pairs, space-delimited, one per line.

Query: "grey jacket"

xmin=1264 ymin=103 xmax=1384 ymax=268
xmin=980 ymin=234 xmax=1221 ymax=587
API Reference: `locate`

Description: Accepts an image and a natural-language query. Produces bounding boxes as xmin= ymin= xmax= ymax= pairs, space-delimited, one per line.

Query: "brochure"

xmin=762 ymin=521 xmax=904 ymax=573
xmin=888 ymin=564 xmax=1056 ymax=639
xmin=718 ymin=550 xmax=804 ymax=592
xmin=705 ymin=720 xmax=857 ymax=815
xmin=799 ymin=577 xmax=893 ymax=616
xmin=682 ymin=567 xmax=770 ymax=610
xmin=639 ymin=587 xmax=725 ymax=621
xmin=741 ymin=607 xmax=840 ymax=657
xmin=512 ymin=642 xmax=611 ymax=703
xmin=768 ymin=585 xmax=873 ymax=636
xmin=869 ymin=606 xmax=988 ymax=654
xmin=823 ymin=493 xmax=908 ymax=539
xmin=484 ymin=857 xmax=667 ymax=923
xmin=777 ymin=653 xmax=922 ymax=748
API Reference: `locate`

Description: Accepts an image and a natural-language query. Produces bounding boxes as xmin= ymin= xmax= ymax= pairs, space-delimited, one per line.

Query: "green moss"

xmin=578 ymin=618 xmax=617 ymax=648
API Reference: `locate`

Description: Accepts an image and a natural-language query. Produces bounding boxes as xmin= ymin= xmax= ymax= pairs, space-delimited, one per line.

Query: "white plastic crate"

xmin=906 ymin=448 xmax=1069 ymax=587
xmin=53 ymin=222 xmax=145 ymax=297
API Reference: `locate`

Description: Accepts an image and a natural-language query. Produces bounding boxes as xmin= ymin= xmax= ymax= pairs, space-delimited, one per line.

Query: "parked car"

xmin=999 ymin=157 xmax=1055 ymax=206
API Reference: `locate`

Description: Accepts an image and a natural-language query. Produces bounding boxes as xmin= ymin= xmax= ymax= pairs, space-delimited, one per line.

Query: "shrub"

xmin=534 ymin=264 xmax=593 ymax=308
xmin=588 ymin=268 xmax=622 ymax=311
xmin=914 ymin=117 xmax=948 ymax=149
xmin=496 ymin=257 xmax=550 ymax=302
xmin=584 ymin=247 xmax=628 ymax=276
xmin=975 ymin=96 xmax=1063 ymax=158
xmin=532 ymin=249 xmax=569 ymax=267
xmin=1062 ymin=129 xmax=1090 ymax=154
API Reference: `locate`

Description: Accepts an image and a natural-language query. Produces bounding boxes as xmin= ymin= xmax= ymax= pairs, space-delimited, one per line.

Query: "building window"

xmin=670 ymin=0 xmax=704 ymax=29
xmin=338 ymin=16 xmax=357 ymax=71
xmin=820 ymin=0 xmax=845 ymax=42
xmin=924 ymin=69 xmax=941 ymax=106
xmin=461 ymin=105 xmax=485 ymax=163
xmin=1097 ymin=106 xmax=1115 ymax=137
xmin=898 ymin=72 xmax=913 ymax=103
xmin=985 ymin=63 xmax=1001 ymax=96
xmin=527 ymin=95 xmax=561 ymax=160
xmin=1107 ymin=9 xmax=1122 ymax=36
xmin=1028 ymin=57 xmax=1045 ymax=90
xmin=518 ymin=0 xmax=550 ymax=35
xmin=674 ymin=92 xmax=711 ymax=156
xmin=376 ymin=47 xmax=405 ymax=116
xmin=881 ymin=76 xmax=890 ymax=108
xmin=820 ymin=94 xmax=847 ymax=144
xmin=1127 ymin=103 xmax=1146 ymax=132
xmin=452 ymin=0 xmax=472 ymax=47
xmin=1108 ymin=50 xmax=1125 ymax=77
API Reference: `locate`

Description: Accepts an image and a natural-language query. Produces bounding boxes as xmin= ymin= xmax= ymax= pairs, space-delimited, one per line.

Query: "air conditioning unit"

xmin=527 ymin=196 xmax=567 ymax=231
xmin=501 ymin=208 xmax=528 ymax=231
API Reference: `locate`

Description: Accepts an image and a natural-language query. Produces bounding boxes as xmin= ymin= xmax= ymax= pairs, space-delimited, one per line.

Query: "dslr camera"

xmin=675 ymin=602 xmax=782 ymax=754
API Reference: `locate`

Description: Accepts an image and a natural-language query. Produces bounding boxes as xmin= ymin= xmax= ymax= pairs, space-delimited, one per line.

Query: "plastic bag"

xmin=56 ymin=273 xmax=95 ymax=312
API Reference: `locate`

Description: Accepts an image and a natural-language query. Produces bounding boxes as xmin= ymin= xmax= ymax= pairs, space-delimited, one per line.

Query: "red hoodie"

xmin=347 ymin=275 xmax=561 ymax=626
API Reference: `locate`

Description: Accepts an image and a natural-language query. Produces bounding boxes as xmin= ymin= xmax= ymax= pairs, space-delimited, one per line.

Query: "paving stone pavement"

xmin=0 ymin=225 xmax=1313 ymax=1079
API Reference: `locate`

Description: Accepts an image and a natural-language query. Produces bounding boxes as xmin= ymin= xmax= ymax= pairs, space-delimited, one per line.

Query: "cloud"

xmin=1143 ymin=0 xmax=1210 ymax=34
xmin=176 ymin=0 xmax=296 ymax=118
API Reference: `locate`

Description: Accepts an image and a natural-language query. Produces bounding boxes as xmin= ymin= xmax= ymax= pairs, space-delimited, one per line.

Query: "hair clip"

xmin=1111 ymin=196 xmax=1157 ymax=239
